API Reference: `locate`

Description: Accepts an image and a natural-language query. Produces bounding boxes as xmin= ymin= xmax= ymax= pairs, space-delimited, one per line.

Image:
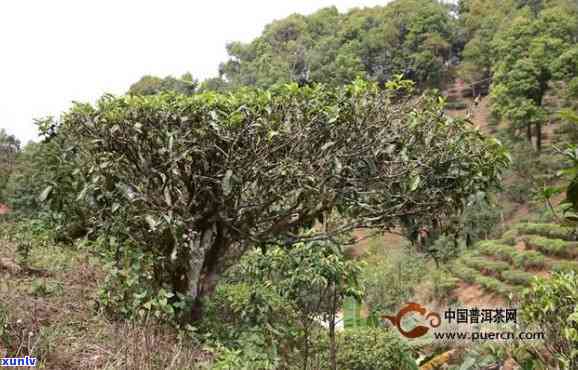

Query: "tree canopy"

xmin=218 ymin=0 xmax=456 ymax=89
xmin=490 ymin=5 xmax=578 ymax=150
xmin=52 ymin=79 xmax=509 ymax=321
xmin=128 ymin=73 xmax=198 ymax=96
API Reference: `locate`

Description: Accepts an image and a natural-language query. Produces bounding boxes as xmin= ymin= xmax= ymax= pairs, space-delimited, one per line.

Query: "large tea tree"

xmin=60 ymin=80 xmax=508 ymax=320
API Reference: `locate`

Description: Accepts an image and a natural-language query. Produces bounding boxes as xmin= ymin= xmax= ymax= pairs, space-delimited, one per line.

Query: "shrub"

xmin=461 ymin=193 xmax=503 ymax=243
xmin=515 ymin=223 xmax=577 ymax=241
xmin=550 ymin=260 xmax=578 ymax=274
xmin=329 ymin=328 xmax=416 ymax=370
xmin=0 ymin=303 xmax=10 ymax=348
xmin=362 ymin=248 xmax=426 ymax=314
xmin=209 ymin=242 xmax=363 ymax=369
xmin=210 ymin=331 xmax=282 ymax=370
xmin=450 ymin=262 xmax=480 ymax=284
xmin=477 ymin=240 xmax=517 ymax=261
xmin=202 ymin=282 xmax=295 ymax=342
xmin=96 ymin=238 xmax=188 ymax=324
xmin=203 ymin=283 xmax=293 ymax=368
xmin=431 ymin=269 xmax=460 ymax=302
xmin=474 ymin=275 xmax=512 ymax=296
xmin=511 ymin=251 xmax=545 ymax=269
xmin=477 ymin=240 xmax=545 ymax=269
xmin=500 ymin=229 xmax=518 ymax=245
xmin=501 ymin=270 xmax=535 ymax=286
xmin=521 ymin=272 xmax=578 ymax=369
xmin=524 ymin=236 xmax=578 ymax=258
xmin=463 ymin=257 xmax=510 ymax=275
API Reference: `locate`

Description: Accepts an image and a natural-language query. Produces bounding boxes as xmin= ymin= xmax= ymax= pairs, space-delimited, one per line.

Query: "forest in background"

xmin=1 ymin=0 xmax=578 ymax=369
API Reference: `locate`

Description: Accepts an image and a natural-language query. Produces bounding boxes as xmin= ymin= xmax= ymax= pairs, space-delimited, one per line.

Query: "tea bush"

xmin=511 ymin=251 xmax=545 ymax=269
xmin=328 ymin=328 xmax=417 ymax=370
xmin=500 ymin=229 xmax=518 ymax=245
xmin=53 ymin=79 xmax=508 ymax=321
xmin=477 ymin=240 xmax=517 ymax=261
xmin=450 ymin=263 xmax=481 ymax=284
xmin=475 ymin=275 xmax=513 ymax=296
xmin=463 ymin=257 xmax=510 ymax=274
xmin=362 ymin=248 xmax=426 ymax=314
xmin=515 ymin=223 xmax=577 ymax=241
xmin=477 ymin=241 xmax=545 ymax=269
xmin=522 ymin=272 xmax=578 ymax=369
xmin=204 ymin=241 xmax=363 ymax=369
xmin=524 ymin=236 xmax=578 ymax=258
xmin=429 ymin=269 xmax=460 ymax=302
xmin=501 ymin=270 xmax=535 ymax=286
xmin=550 ymin=260 xmax=578 ymax=274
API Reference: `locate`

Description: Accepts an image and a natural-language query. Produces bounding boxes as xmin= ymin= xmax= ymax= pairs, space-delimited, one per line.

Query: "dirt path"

xmin=448 ymin=97 xmax=493 ymax=132
xmin=450 ymin=282 xmax=506 ymax=306
xmin=347 ymin=229 xmax=404 ymax=258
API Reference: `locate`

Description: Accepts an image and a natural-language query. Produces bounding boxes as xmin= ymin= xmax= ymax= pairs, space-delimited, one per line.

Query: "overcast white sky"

xmin=0 ymin=0 xmax=391 ymax=144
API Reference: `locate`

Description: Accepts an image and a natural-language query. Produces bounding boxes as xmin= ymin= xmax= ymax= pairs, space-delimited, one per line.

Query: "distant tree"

xmin=198 ymin=76 xmax=229 ymax=93
xmin=219 ymin=0 xmax=456 ymax=89
xmin=490 ymin=7 xmax=578 ymax=151
xmin=128 ymin=73 xmax=198 ymax=96
xmin=0 ymin=129 xmax=20 ymax=202
xmin=457 ymin=0 xmax=514 ymax=93
xmin=553 ymin=45 xmax=578 ymax=99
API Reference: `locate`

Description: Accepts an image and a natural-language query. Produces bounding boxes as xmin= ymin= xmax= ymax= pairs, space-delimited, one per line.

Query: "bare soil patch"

xmin=0 ymin=203 xmax=10 ymax=215
xmin=450 ymin=282 xmax=506 ymax=307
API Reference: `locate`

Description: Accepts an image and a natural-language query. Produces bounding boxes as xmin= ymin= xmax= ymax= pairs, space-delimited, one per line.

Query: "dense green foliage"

xmin=217 ymin=0 xmax=456 ymax=89
xmin=522 ymin=272 xmax=578 ymax=369
xmin=328 ymin=328 xmax=417 ymax=370
xmin=462 ymin=256 xmax=510 ymax=274
xmin=515 ymin=222 xmax=577 ymax=240
xmin=49 ymin=80 xmax=506 ymax=322
xmin=128 ymin=73 xmax=198 ymax=96
xmin=450 ymin=260 xmax=515 ymax=296
xmin=490 ymin=5 xmax=578 ymax=150
xmin=201 ymin=242 xmax=415 ymax=369
xmin=501 ymin=270 xmax=535 ymax=285
xmin=478 ymin=240 xmax=546 ymax=269
xmin=362 ymin=246 xmax=426 ymax=315
xmin=523 ymin=235 xmax=578 ymax=258
xmin=551 ymin=260 xmax=578 ymax=274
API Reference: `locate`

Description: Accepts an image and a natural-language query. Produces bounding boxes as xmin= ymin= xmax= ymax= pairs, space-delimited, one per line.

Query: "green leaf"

xmin=76 ymin=184 xmax=89 ymax=202
xmin=321 ymin=141 xmax=336 ymax=152
xmin=222 ymin=169 xmax=233 ymax=196
xmin=38 ymin=185 xmax=53 ymax=202
xmin=112 ymin=203 xmax=121 ymax=213
xmin=164 ymin=187 xmax=172 ymax=207
xmin=409 ymin=175 xmax=420 ymax=192
xmin=334 ymin=158 xmax=343 ymax=174
xmin=145 ymin=215 xmax=157 ymax=230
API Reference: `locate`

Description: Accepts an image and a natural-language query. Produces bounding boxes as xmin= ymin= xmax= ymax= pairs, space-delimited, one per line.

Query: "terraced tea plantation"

xmin=450 ymin=222 xmax=578 ymax=299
